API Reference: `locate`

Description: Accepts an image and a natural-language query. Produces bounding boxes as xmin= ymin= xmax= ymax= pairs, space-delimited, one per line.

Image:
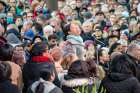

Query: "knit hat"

xmin=84 ymin=40 xmax=95 ymax=49
xmin=6 ymin=33 xmax=22 ymax=47
xmin=63 ymin=44 xmax=76 ymax=57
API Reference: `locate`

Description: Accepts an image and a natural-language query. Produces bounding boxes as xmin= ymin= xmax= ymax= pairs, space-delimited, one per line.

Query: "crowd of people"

xmin=0 ymin=0 xmax=140 ymax=93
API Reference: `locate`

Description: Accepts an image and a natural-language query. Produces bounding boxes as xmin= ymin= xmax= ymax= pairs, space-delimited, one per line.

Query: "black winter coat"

xmin=124 ymin=54 xmax=140 ymax=82
xmin=22 ymin=58 xmax=60 ymax=93
xmin=61 ymin=75 xmax=96 ymax=93
xmin=98 ymin=73 xmax=140 ymax=93
xmin=0 ymin=80 xmax=20 ymax=93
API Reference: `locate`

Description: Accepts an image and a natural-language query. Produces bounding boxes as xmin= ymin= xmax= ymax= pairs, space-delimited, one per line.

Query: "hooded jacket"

xmin=98 ymin=73 xmax=140 ymax=93
xmin=27 ymin=78 xmax=63 ymax=93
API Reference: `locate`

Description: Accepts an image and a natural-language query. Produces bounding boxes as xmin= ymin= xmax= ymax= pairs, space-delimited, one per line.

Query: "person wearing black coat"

xmin=98 ymin=55 xmax=140 ymax=93
xmin=22 ymin=42 xmax=60 ymax=93
xmin=124 ymin=42 xmax=140 ymax=82
xmin=61 ymin=60 xmax=97 ymax=93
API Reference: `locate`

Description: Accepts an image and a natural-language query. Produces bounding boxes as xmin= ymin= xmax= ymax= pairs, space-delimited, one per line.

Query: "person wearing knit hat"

xmin=6 ymin=33 xmax=22 ymax=47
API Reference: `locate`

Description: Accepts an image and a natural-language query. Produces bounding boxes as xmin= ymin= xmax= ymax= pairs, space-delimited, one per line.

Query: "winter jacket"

xmin=22 ymin=56 xmax=60 ymax=93
xmin=7 ymin=61 xmax=23 ymax=91
xmin=61 ymin=75 xmax=96 ymax=93
xmin=0 ymin=80 xmax=20 ymax=93
xmin=81 ymin=32 xmax=95 ymax=42
xmin=124 ymin=54 xmax=140 ymax=82
xmin=98 ymin=73 xmax=140 ymax=93
xmin=27 ymin=78 xmax=63 ymax=93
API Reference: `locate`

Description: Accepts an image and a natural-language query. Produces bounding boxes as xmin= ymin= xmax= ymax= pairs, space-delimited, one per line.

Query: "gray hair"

xmin=127 ymin=40 xmax=140 ymax=54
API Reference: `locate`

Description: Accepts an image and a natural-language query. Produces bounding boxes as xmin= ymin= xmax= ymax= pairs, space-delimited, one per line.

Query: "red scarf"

xmin=31 ymin=56 xmax=51 ymax=63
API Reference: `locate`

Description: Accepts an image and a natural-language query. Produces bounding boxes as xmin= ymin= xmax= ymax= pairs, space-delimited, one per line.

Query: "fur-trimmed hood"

xmin=61 ymin=77 xmax=94 ymax=88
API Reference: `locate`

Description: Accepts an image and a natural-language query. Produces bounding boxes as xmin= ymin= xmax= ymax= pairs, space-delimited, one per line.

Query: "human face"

xmin=70 ymin=23 xmax=81 ymax=35
xmin=0 ymin=3 xmax=4 ymax=12
xmin=16 ymin=18 xmax=22 ymax=26
xmin=27 ymin=12 xmax=33 ymax=20
xmin=132 ymin=45 xmax=140 ymax=60
xmin=96 ymin=14 xmax=104 ymax=22
xmin=82 ymin=23 xmax=92 ymax=33
xmin=100 ymin=50 xmax=110 ymax=63
xmin=115 ymin=45 xmax=123 ymax=53
xmin=9 ymin=0 xmax=16 ymax=7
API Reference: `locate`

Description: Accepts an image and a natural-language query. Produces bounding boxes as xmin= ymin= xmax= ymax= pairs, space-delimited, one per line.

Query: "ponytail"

xmin=35 ymin=82 xmax=44 ymax=93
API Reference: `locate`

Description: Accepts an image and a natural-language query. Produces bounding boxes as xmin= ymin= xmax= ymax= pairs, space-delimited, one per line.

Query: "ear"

xmin=50 ymin=73 xmax=55 ymax=82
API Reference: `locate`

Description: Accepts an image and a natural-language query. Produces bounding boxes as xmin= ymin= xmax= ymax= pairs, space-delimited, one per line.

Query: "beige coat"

xmin=7 ymin=61 xmax=23 ymax=91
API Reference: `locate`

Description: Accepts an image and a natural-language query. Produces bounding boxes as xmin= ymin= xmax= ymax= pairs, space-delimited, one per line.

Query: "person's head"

xmin=15 ymin=16 xmax=23 ymax=28
xmin=98 ymin=48 xmax=110 ymax=63
xmin=23 ymin=20 xmax=33 ymax=31
xmin=76 ymin=0 xmax=82 ymax=8
xmin=0 ymin=43 xmax=13 ymax=61
xmin=12 ymin=45 xmax=26 ymax=66
xmin=10 ymin=6 xmax=16 ymax=14
xmin=0 ymin=61 xmax=12 ymax=82
xmin=69 ymin=0 xmax=76 ymax=10
xmin=130 ymin=9 xmax=138 ymax=16
xmin=68 ymin=59 xmax=97 ymax=78
xmin=8 ymin=0 xmax=16 ymax=7
xmin=40 ymin=66 xmax=55 ymax=82
xmin=35 ymin=66 xmax=55 ymax=93
xmin=68 ymin=21 xmax=81 ymax=36
xmin=36 ymin=15 xmax=48 ymax=26
xmin=109 ymin=42 xmax=122 ymax=55
xmin=50 ymin=47 xmax=63 ymax=62
xmin=93 ymin=27 xmax=103 ymax=39
xmin=31 ymin=36 xmax=44 ymax=44
xmin=43 ymin=25 xmax=54 ymax=38
xmin=62 ymin=44 xmax=78 ymax=69
xmin=49 ymin=18 xmax=61 ymax=32
xmin=95 ymin=11 xmax=105 ymax=22
xmin=27 ymin=12 xmax=33 ymax=21
xmin=32 ymin=22 xmax=43 ymax=36
xmin=0 ymin=1 xmax=5 ymax=12
xmin=108 ymin=35 xmax=119 ymax=47
xmin=82 ymin=21 xmax=93 ymax=33
xmin=48 ymin=34 xmax=58 ymax=49
xmin=109 ymin=24 xmax=120 ymax=37
xmin=127 ymin=41 xmax=140 ymax=60
xmin=7 ymin=12 xmax=14 ymax=24
xmin=30 ymin=42 xmax=48 ymax=57
xmin=110 ymin=55 xmax=135 ymax=75
xmin=109 ymin=14 xmax=117 ymax=24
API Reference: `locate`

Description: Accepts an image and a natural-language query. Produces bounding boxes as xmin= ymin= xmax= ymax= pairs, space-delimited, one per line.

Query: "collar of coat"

xmin=61 ymin=77 xmax=94 ymax=87
xmin=31 ymin=56 xmax=51 ymax=63
xmin=31 ymin=78 xmax=56 ymax=93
